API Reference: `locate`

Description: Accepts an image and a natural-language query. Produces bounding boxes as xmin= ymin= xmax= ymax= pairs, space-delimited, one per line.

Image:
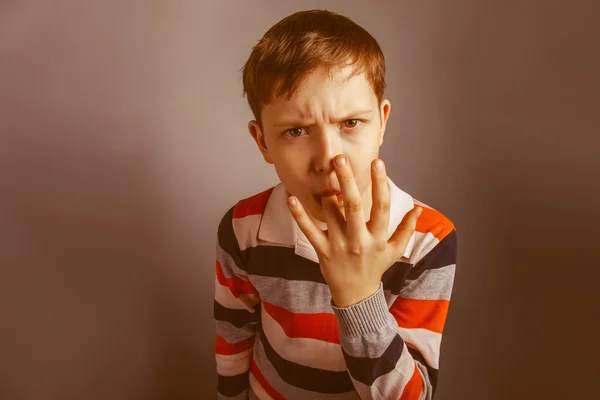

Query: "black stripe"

xmin=342 ymin=334 xmax=404 ymax=386
xmin=239 ymin=231 xmax=455 ymax=294
xmin=407 ymin=230 xmax=457 ymax=281
xmin=381 ymin=261 xmax=412 ymax=295
xmin=259 ymin=331 xmax=354 ymax=394
xmin=218 ymin=205 xmax=250 ymax=272
xmin=217 ymin=371 xmax=249 ymax=397
xmin=214 ymin=301 xmax=261 ymax=328
xmin=407 ymin=347 xmax=439 ymax=395
xmin=245 ymin=245 xmax=327 ymax=284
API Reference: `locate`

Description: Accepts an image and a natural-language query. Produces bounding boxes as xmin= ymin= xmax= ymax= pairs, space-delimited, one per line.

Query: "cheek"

xmin=347 ymin=159 xmax=371 ymax=190
xmin=348 ymin=152 xmax=379 ymax=191
xmin=272 ymin=159 xmax=307 ymax=192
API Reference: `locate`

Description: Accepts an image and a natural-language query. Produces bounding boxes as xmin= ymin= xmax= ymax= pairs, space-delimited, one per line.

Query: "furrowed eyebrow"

xmin=272 ymin=109 xmax=373 ymax=128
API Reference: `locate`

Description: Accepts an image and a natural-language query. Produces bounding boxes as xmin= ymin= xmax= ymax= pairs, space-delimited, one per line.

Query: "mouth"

xmin=313 ymin=192 xmax=343 ymax=206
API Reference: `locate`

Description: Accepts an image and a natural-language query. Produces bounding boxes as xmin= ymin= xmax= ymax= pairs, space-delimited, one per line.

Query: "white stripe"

xmin=232 ymin=214 xmax=262 ymax=251
xmin=408 ymin=231 xmax=440 ymax=264
xmin=215 ymin=279 xmax=260 ymax=312
xmin=215 ymin=278 xmax=248 ymax=310
xmin=216 ymin=349 xmax=252 ymax=376
xmin=351 ymin=340 xmax=416 ymax=399
xmin=398 ymin=327 xmax=441 ymax=369
xmin=261 ymin=305 xmax=347 ymax=372
xmin=249 ymin=371 xmax=274 ymax=400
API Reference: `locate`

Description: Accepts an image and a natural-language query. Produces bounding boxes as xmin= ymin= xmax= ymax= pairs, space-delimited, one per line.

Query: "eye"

xmin=342 ymin=119 xmax=362 ymax=129
xmin=284 ymin=127 xmax=307 ymax=137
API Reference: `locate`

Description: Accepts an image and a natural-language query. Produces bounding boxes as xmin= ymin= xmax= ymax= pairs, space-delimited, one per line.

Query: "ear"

xmin=378 ymin=99 xmax=391 ymax=146
xmin=248 ymin=120 xmax=274 ymax=164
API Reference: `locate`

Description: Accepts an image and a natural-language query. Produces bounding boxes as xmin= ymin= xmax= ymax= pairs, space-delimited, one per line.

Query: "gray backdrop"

xmin=1 ymin=1 xmax=598 ymax=399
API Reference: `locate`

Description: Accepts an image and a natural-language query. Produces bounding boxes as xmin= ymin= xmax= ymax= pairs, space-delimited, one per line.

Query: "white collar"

xmin=257 ymin=176 xmax=415 ymax=264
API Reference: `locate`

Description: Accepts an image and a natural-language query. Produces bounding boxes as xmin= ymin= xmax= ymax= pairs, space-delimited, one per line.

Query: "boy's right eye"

xmin=284 ymin=127 xmax=307 ymax=137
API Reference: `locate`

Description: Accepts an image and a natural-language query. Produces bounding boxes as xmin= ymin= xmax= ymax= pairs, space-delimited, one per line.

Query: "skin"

xmin=248 ymin=65 xmax=421 ymax=307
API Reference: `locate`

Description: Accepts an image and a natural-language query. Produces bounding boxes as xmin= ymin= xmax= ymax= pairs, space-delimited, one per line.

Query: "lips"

xmin=313 ymin=189 xmax=343 ymax=206
xmin=317 ymin=189 xmax=342 ymax=197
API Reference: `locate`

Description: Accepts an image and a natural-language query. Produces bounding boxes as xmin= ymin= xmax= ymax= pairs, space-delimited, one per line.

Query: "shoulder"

xmin=413 ymin=199 xmax=456 ymax=242
xmin=217 ymin=186 xmax=276 ymax=250
xmin=410 ymin=198 xmax=458 ymax=265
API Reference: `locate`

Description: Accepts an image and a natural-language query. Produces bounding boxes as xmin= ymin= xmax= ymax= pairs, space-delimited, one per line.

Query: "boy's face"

xmin=248 ymin=66 xmax=391 ymax=225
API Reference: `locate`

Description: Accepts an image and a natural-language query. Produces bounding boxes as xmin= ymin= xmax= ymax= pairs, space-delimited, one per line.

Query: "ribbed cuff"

xmin=331 ymin=283 xmax=393 ymax=337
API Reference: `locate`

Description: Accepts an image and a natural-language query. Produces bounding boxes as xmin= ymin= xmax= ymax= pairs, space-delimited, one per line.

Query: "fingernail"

xmin=374 ymin=159 xmax=384 ymax=170
xmin=288 ymin=197 xmax=297 ymax=208
xmin=335 ymin=156 xmax=347 ymax=167
xmin=417 ymin=207 xmax=423 ymax=216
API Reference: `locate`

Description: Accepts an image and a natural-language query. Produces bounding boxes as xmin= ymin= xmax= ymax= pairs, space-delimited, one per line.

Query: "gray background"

xmin=1 ymin=0 xmax=599 ymax=399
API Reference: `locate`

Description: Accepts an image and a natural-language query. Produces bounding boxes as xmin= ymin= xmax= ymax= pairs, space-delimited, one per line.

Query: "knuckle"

xmin=340 ymin=176 xmax=354 ymax=186
xmin=374 ymin=239 xmax=387 ymax=252
xmin=379 ymin=202 xmax=391 ymax=213
xmin=349 ymin=246 xmax=362 ymax=256
xmin=348 ymin=242 xmax=365 ymax=256
xmin=331 ymin=240 xmax=346 ymax=253
xmin=346 ymin=201 xmax=362 ymax=213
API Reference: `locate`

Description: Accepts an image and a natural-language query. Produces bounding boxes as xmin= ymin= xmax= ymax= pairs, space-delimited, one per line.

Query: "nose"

xmin=312 ymin=128 xmax=342 ymax=173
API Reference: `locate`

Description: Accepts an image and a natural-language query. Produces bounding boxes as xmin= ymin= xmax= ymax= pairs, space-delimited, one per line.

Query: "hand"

xmin=287 ymin=155 xmax=422 ymax=308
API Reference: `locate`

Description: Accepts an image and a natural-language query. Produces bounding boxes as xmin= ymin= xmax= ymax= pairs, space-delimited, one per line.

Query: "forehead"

xmin=263 ymin=66 xmax=377 ymax=122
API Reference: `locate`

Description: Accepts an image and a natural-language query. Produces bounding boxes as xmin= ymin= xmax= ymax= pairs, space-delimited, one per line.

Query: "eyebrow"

xmin=272 ymin=109 xmax=374 ymax=128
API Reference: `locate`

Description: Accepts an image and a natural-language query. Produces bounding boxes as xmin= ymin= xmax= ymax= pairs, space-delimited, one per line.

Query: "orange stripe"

xmin=399 ymin=363 xmax=423 ymax=400
xmin=215 ymin=334 xmax=254 ymax=355
xmin=216 ymin=260 xmax=256 ymax=297
xmin=390 ymin=297 xmax=449 ymax=334
xmin=414 ymin=205 xmax=454 ymax=241
xmin=262 ymin=301 xmax=340 ymax=344
xmin=232 ymin=187 xmax=274 ymax=219
xmin=250 ymin=359 xmax=285 ymax=400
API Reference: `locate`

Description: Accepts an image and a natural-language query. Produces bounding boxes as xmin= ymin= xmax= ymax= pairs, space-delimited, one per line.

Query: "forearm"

xmin=332 ymin=284 xmax=430 ymax=400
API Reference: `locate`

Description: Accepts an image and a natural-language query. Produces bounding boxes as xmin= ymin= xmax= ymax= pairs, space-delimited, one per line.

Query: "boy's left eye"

xmin=342 ymin=119 xmax=361 ymax=128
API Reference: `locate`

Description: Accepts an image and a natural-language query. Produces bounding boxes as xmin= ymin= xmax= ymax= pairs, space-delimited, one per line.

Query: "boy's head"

xmin=242 ymin=9 xmax=391 ymax=224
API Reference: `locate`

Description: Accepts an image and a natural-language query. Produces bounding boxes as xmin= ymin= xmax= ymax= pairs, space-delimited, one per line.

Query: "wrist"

xmin=330 ymin=281 xmax=382 ymax=308
xmin=331 ymin=282 xmax=394 ymax=337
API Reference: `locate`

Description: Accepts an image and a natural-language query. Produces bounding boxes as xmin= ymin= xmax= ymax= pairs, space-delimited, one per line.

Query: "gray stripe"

xmin=250 ymin=275 xmax=334 ymax=314
xmin=218 ymin=391 xmax=248 ymax=400
xmin=217 ymin=242 xmax=250 ymax=279
xmin=400 ymin=264 xmax=455 ymax=300
xmin=253 ymin=332 xmax=356 ymax=400
xmin=216 ymin=320 xmax=257 ymax=343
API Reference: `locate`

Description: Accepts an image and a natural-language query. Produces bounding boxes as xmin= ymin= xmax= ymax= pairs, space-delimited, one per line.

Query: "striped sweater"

xmin=214 ymin=177 xmax=457 ymax=400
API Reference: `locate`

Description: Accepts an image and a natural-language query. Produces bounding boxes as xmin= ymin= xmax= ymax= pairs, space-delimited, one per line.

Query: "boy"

xmin=214 ymin=9 xmax=457 ymax=400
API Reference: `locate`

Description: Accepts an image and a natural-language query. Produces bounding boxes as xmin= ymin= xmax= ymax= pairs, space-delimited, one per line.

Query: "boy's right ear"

xmin=248 ymin=120 xmax=274 ymax=164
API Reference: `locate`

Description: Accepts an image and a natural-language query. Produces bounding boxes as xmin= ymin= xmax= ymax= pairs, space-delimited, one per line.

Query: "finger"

xmin=287 ymin=196 xmax=328 ymax=253
xmin=321 ymin=194 xmax=345 ymax=239
xmin=367 ymin=158 xmax=390 ymax=239
xmin=333 ymin=155 xmax=365 ymax=238
xmin=388 ymin=206 xmax=422 ymax=258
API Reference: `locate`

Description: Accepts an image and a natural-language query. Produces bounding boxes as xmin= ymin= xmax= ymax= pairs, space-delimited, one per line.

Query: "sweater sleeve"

xmin=214 ymin=207 xmax=261 ymax=399
xmin=332 ymin=227 xmax=457 ymax=400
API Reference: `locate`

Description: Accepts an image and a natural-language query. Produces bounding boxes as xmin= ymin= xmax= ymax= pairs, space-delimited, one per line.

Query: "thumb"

xmin=388 ymin=205 xmax=422 ymax=255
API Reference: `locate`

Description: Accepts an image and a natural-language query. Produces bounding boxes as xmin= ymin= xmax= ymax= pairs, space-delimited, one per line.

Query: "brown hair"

xmin=241 ymin=9 xmax=386 ymax=127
